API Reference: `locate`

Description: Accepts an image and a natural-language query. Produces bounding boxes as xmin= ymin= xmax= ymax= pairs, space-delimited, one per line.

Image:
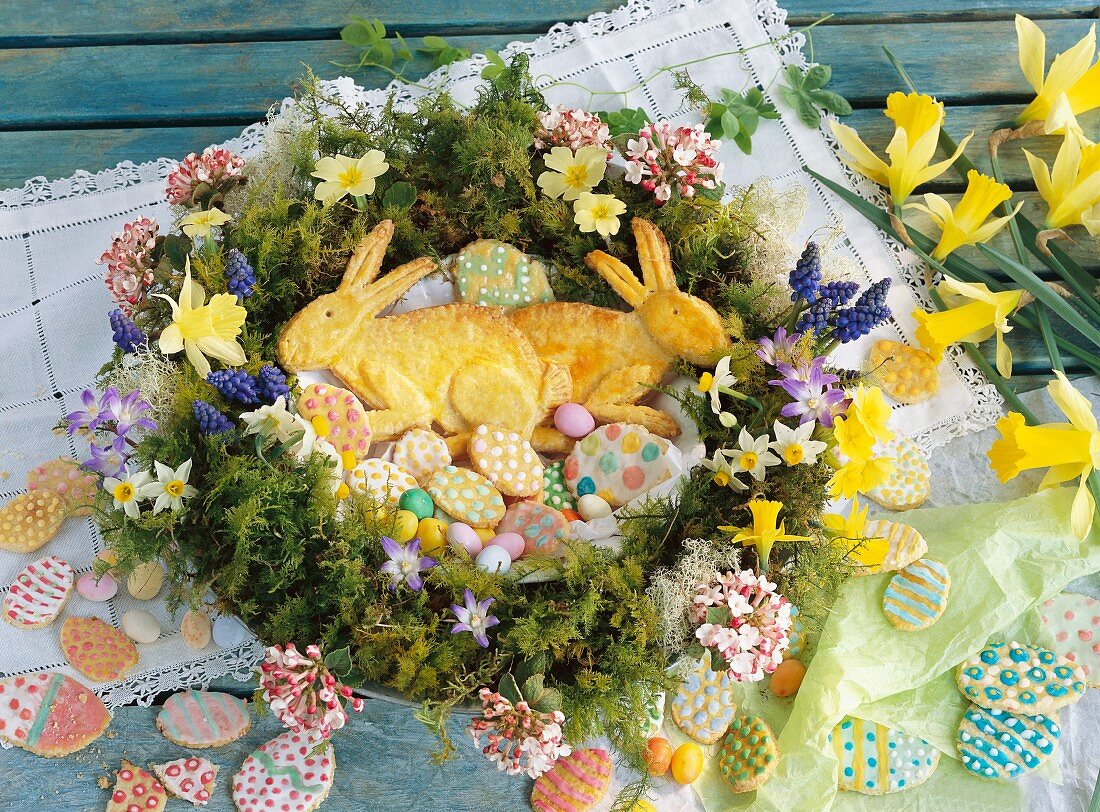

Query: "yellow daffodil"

xmin=832 ymin=415 xmax=875 ymax=461
xmin=573 ymin=192 xmax=626 ymax=237
xmin=180 ymin=208 xmax=232 ymax=238
xmin=912 ymin=277 xmax=1024 ymax=377
xmin=822 ymin=497 xmax=889 ymax=569
xmin=719 ymin=499 xmax=810 ymax=572
xmin=537 ymin=146 xmax=607 ymax=201
xmin=1015 ymin=16 xmax=1100 ymax=129
xmin=988 ymin=371 xmax=1100 ymax=539
xmin=828 ymin=455 xmax=895 ymax=499
xmin=153 ymin=260 xmax=247 ymax=379
xmin=1025 ymin=131 xmax=1100 ymax=234
xmin=829 ymin=92 xmax=972 ymax=205
xmin=912 ymin=170 xmax=1023 ymax=260
xmin=312 ymin=150 xmax=389 ymax=205
xmin=846 ymin=385 xmax=895 ymax=446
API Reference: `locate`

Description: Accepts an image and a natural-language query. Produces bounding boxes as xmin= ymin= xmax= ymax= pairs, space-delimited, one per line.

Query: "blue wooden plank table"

xmin=0 ymin=2 xmax=1098 ymax=811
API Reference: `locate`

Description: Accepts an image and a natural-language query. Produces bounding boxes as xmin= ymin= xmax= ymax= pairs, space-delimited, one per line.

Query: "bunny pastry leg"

xmin=585 ymin=364 xmax=681 ymax=438
xmin=530 ymin=426 xmax=576 ymax=455
xmin=354 ymin=366 xmax=433 ymax=441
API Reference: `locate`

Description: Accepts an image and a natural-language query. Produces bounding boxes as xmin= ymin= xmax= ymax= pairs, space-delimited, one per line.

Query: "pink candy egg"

xmin=76 ymin=570 xmax=118 ymax=602
xmin=554 ymin=403 xmax=596 ymax=439
xmin=447 ymin=522 xmax=483 ymax=556
xmin=487 ymin=532 xmax=525 ymax=560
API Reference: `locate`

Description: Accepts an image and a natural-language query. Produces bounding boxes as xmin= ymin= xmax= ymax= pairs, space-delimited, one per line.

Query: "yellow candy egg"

xmin=390 ymin=509 xmax=419 ymax=543
xmin=474 ymin=526 xmax=497 ymax=544
xmin=670 ymin=742 xmax=704 ymax=784
xmin=417 ymin=517 xmax=448 ymax=555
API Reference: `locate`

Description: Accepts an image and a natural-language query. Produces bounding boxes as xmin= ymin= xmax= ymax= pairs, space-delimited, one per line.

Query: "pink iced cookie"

xmin=26 ymin=457 xmax=98 ymax=517
xmin=1040 ymin=592 xmax=1100 ymax=688
xmin=3 ymin=555 xmax=74 ymax=629
xmin=0 ymin=672 xmax=110 ymax=757
xmin=496 ymin=501 xmax=568 ymax=556
xmin=153 ymin=756 xmax=218 ymax=806
xmin=233 ymin=731 xmax=334 ymax=812
xmin=297 ymin=383 xmax=373 ymax=462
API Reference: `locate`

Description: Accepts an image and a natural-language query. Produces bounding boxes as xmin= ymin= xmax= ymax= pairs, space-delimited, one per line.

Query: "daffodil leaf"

xmin=323 ymin=646 xmax=354 ymax=677
xmin=382 ymin=181 xmax=417 ymax=210
xmin=779 ymin=63 xmax=851 ymax=127
xmin=600 ymin=107 xmax=650 ymax=137
xmin=161 ymin=235 xmax=191 ymax=270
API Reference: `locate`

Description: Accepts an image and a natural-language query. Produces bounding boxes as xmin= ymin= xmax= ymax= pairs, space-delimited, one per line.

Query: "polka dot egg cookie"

xmin=153 ymin=756 xmax=217 ymax=806
xmin=956 ymin=641 xmax=1086 ymax=715
xmin=60 ymin=616 xmax=139 ymax=682
xmin=454 ymin=239 xmax=554 ymax=309
xmin=564 ymin=423 xmax=671 ymax=508
xmin=866 ymin=436 xmax=931 ymax=512
xmin=347 ymin=459 xmax=419 ymax=504
xmin=0 ymin=491 xmax=66 ymax=553
xmin=541 ymin=460 xmax=576 ymax=511
xmin=957 ymin=704 xmax=1059 ymax=781
xmin=495 ymin=501 xmax=568 ymax=556
xmin=831 ymin=716 xmax=939 ymax=795
xmin=296 ymin=383 xmax=373 ymax=462
xmin=232 ymin=731 xmax=334 ymax=812
xmin=426 ymin=466 xmax=506 ymax=528
xmin=26 ymin=456 xmax=98 ymax=516
xmin=107 ymin=760 xmax=168 ymax=812
xmin=391 ymin=428 xmax=451 ymax=485
xmin=468 ymin=424 xmax=543 ymax=497
xmin=670 ymin=658 xmax=737 ymax=744
xmin=1039 ymin=592 xmax=1100 ymax=687
xmin=717 ymin=715 xmax=779 ymax=792
xmin=869 ymin=340 xmax=940 ymax=404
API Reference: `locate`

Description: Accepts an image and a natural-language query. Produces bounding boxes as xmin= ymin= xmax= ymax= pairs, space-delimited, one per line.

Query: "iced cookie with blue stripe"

xmin=854 ymin=520 xmax=927 ymax=576
xmin=785 ymin=604 xmax=805 ymax=658
xmin=882 ymin=558 xmax=950 ymax=631
xmin=830 ymin=717 xmax=939 ymax=795
xmin=671 ymin=658 xmax=737 ymax=744
xmin=956 ymin=704 xmax=1059 ymax=780
xmin=956 ymin=641 xmax=1087 ymax=715
xmin=453 ymin=240 xmax=554 ymax=309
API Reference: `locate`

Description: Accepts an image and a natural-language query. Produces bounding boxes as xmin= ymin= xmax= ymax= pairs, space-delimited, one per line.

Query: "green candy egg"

xmin=398 ymin=488 xmax=435 ymax=521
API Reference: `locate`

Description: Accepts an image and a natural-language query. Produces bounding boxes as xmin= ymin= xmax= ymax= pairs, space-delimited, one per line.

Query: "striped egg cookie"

xmin=671 ymin=658 xmax=737 ymax=744
xmin=956 ymin=641 xmax=1087 ymax=715
xmin=956 ymin=704 xmax=1059 ymax=780
xmin=866 ymin=436 xmax=931 ymax=511
xmin=3 ymin=555 xmax=74 ymax=629
xmin=882 ymin=558 xmax=950 ymax=631
xmin=156 ymin=690 xmax=252 ymax=748
xmin=0 ymin=672 xmax=110 ymax=757
xmin=853 ymin=520 xmax=928 ymax=576
xmin=1038 ymin=592 xmax=1100 ymax=687
xmin=530 ymin=748 xmax=611 ymax=812
xmin=831 ymin=716 xmax=939 ymax=795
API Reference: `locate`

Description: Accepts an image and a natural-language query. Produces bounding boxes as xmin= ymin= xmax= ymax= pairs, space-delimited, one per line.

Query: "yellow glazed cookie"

xmin=391 ymin=428 xmax=451 ymax=485
xmin=0 ymin=491 xmax=67 ymax=553
xmin=468 ymin=424 xmax=544 ymax=497
xmin=26 ymin=457 xmax=98 ymax=516
xmin=347 ymin=459 xmax=419 ymax=504
xmin=426 ymin=466 xmax=506 ymax=528
xmin=868 ymin=340 xmax=940 ymax=404
xmin=854 ymin=520 xmax=928 ymax=575
xmin=867 ymin=436 xmax=931 ymax=511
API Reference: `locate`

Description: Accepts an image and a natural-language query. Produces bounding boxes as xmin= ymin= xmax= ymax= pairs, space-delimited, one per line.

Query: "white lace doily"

xmin=0 ymin=0 xmax=998 ymax=713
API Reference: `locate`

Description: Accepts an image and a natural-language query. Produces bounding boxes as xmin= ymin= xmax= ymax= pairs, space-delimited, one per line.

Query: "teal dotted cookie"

xmin=786 ymin=604 xmax=804 ymax=658
xmin=957 ymin=703 xmax=1059 ymax=781
xmin=542 ymin=460 xmax=575 ymax=511
xmin=956 ymin=641 xmax=1087 ymax=715
xmin=425 ymin=465 xmax=505 ymax=528
xmin=670 ymin=658 xmax=736 ymax=744
xmin=830 ymin=716 xmax=939 ymax=795
xmin=453 ymin=240 xmax=554 ymax=308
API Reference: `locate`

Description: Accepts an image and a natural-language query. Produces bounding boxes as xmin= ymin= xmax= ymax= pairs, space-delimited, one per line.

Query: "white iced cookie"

xmin=2 ymin=555 xmax=74 ymax=629
xmin=347 ymin=458 xmax=419 ymax=504
xmin=867 ymin=436 xmax=931 ymax=511
xmin=391 ymin=428 xmax=451 ymax=486
xmin=468 ymin=424 xmax=543 ymax=498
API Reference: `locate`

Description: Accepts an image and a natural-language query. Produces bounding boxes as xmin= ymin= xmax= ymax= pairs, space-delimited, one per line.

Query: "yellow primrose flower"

xmin=829 ymin=92 xmax=973 ymax=205
xmin=573 ymin=192 xmax=626 ymax=237
xmin=1015 ymin=16 xmax=1100 ymax=128
xmin=153 ymin=259 xmax=247 ymax=379
xmin=846 ymin=385 xmax=895 ymax=446
xmin=912 ymin=170 xmax=1023 ymax=260
xmin=828 ymin=455 xmax=895 ymax=500
xmin=537 ymin=146 xmax=607 ymax=201
xmin=719 ymin=499 xmax=810 ymax=572
xmin=312 ymin=150 xmax=389 ymax=205
xmin=822 ymin=498 xmax=889 ymax=569
xmin=1025 ymin=131 xmax=1100 ymax=234
xmin=180 ymin=208 xmax=232 ymax=238
xmin=988 ymin=371 xmax=1100 ymax=539
xmin=912 ymin=277 xmax=1025 ymax=378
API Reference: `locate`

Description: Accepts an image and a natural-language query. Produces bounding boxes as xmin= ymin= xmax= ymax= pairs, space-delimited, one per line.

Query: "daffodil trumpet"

xmin=719 ymin=499 xmax=810 ymax=573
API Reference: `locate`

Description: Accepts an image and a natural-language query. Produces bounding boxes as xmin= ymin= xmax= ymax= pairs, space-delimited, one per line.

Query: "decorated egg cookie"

xmin=831 ymin=717 xmax=939 ymax=795
xmin=233 ymin=731 xmax=334 ymax=812
xmin=3 ymin=555 xmax=74 ymax=629
xmin=468 ymin=424 xmax=544 ymax=497
xmin=957 ymin=704 xmax=1059 ymax=780
xmin=0 ymin=490 xmax=67 ymax=553
xmin=108 ymin=760 xmax=168 ymax=812
xmin=296 ymin=383 xmax=373 ymax=462
xmin=866 ymin=436 xmax=931 ymax=511
xmin=454 ymin=240 xmax=554 ymax=309
xmin=542 ymin=460 xmax=576 ymax=511
xmin=671 ymin=658 xmax=737 ymax=744
xmin=346 ymin=458 xmax=419 ymax=504
xmin=854 ymin=520 xmax=927 ymax=576
xmin=60 ymin=616 xmax=139 ymax=682
xmin=426 ymin=465 xmax=506 ymax=528
xmin=956 ymin=641 xmax=1086 ymax=715
xmin=1039 ymin=592 xmax=1100 ymax=686
xmin=882 ymin=558 xmax=950 ymax=631
xmin=530 ymin=747 xmax=611 ymax=812
xmin=786 ymin=605 xmax=805 ymax=658
xmin=156 ymin=690 xmax=252 ymax=748
xmin=0 ymin=672 xmax=110 ymax=757
xmin=496 ymin=501 xmax=568 ymax=556
xmin=869 ymin=340 xmax=940 ymax=404
xmin=26 ymin=457 xmax=98 ymax=516
xmin=391 ymin=428 xmax=451 ymax=485
xmin=717 ymin=715 xmax=779 ymax=792
xmin=153 ymin=756 xmax=218 ymax=806
xmin=563 ymin=423 xmax=671 ymax=508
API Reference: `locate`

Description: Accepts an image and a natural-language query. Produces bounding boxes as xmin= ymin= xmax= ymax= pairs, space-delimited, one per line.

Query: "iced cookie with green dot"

xmin=830 ymin=716 xmax=939 ymax=795
xmin=453 ymin=240 xmax=554 ymax=308
xmin=717 ymin=715 xmax=779 ymax=792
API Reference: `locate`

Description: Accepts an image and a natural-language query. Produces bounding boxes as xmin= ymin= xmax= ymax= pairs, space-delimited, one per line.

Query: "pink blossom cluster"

xmin=259 ymin=643 xmax=364 ymax=743
xmin=97 ymin=216 xmax=159 ymax=315
xmin=165 ymin=146 xmax=246 ymax=206
xmin=691 ymin=569 xmax=792 ymax=682
xmin=467 ymin=687 xmax=571 ymax=779
xmin=624 ymin=121 xmax=724 ymax=202
xmin=533 ymin=105 xmax=612 ymax=155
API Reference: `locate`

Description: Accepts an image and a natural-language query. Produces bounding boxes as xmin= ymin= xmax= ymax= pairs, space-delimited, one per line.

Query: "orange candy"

xmin=643 ymin=736 xmax=673 ymax=776
xmin=560 ymin=508 xmax=582 ymax=522
xmin=670 ymin=742 xmax=704 ymax=784
xmin=771 ymin=658 xmax=807 ymax=697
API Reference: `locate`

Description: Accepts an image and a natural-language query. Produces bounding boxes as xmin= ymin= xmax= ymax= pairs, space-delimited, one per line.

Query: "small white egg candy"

xmin=212 ymin=615 xmax=251 ymax=648
xmin=577 ymin=493 xmax=613 ymax=521
xmin=447 ymin=521 xmax=483 ymax=556
xmin=475 ymin=544 xmax=512 ymax=574
xmin=122 ymin=609 xmax=161 ymax=644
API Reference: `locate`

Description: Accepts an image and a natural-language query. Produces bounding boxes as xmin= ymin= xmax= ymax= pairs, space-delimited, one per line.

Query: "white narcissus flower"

xmin=140 ymin=458 xmax=198 ymax=514
xmin=725 ymin=428 xmax=781 ymax=481
xmin=103 ymin=468 xmax=153 ymax=519
xmin=240 ymin=396 xmax=299 ymax=443
xmin=769 ymin=420 xmax=829 ymax=467
xmin=702 ymin=448 xmax=747 ymax=492
xmin=698 ymin=355 xmax=738 ymax=427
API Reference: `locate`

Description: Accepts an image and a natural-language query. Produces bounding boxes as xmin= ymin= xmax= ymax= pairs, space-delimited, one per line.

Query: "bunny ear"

xmin=357 ymin=256 xmax=436 ymax=318
xmin=585 ymin=251 xmax=647 ymax=309
xmin=341 ymin=219 xmax=396 ymax=291
xmin=633 ymin=218 xmax=678 ymax=292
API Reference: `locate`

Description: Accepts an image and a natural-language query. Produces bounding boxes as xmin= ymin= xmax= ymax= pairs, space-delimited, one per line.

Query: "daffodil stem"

xmin=719 ymin=387 xmax=763 ymax=411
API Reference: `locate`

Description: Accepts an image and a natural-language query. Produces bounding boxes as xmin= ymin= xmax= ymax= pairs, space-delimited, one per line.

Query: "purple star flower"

xmin=771 ymin=355 xmax=837 ymax=386
xmin=65 ymin=389 xmax=110 ymax=434
xmin=755 ymin=327 xmax=801 ymax=366
xmin=101 ymin=388 xmax=157 ymax=436
xmin=379 ymin=536 xmax=437 ymax=592
xmin=85 ymin=436 xmax=130 ymax=478
xmin=450 ymin=589 xmax=500 ymax=648
xmin=771 ymin=360 xmax=846 ymax=427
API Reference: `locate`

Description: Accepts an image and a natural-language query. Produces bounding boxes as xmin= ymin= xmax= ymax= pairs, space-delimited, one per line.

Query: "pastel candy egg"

xmin=122 ymin=609 xmax=161 ymax=644
xmin=670 ymin=742 xmax=704 ymax=784
xmin=416 ymin=517 xmax=447 ymax=555
xmin=553 ymin=403 xmax=595 ymax=438
xmin=770 ymin=659 xmax=806 ymax=697
xmin=127 ymin=560 xmax=165 ymax=600
xmin=475 ymin=544 xmax=512 ymax=574
xmin=212 ymin=616 xmax=251 ymax=648
xmin=487 ymin=532 xmax=525 ymax=560
xmin=389 ymin=510 xmax=419 ymax=543
xmin=398 ymin=488 xmax=435 ymax=521
xmin=77 ymin=571 xmax=118 ymax=602
xmin=578 ymin=493 xmax=613 ymax=521
xmin=181 ymin=610 xmax=213 ymax=650
xmin=447 ymin=522 xmax=483 ymax=556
